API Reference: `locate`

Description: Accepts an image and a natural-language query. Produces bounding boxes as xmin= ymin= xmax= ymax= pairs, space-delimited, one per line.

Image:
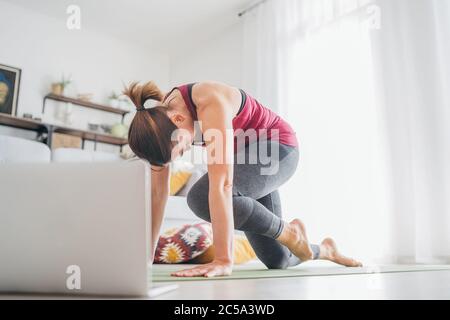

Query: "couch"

xmin=0 ymin=135 xmax=51 ymax=163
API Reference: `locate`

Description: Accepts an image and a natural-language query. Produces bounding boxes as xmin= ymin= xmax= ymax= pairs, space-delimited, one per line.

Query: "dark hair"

xmin=124 ymin=81 xmax=178 ymax=167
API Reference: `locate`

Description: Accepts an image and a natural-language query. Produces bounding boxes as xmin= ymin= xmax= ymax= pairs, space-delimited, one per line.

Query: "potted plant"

xmin=51 ymin=74 xmax=72 ymax=96
xmin=118 ymin=95 xmax=131 ymax=110
xmin=108 ymin=91 xmax=120 ymax=108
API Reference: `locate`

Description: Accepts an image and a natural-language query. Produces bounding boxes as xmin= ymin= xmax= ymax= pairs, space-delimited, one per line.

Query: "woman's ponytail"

xmin=124 ymin=81 xmax=178 ymax=167
xmin=123 ymin=81 xmax=164 ymax=110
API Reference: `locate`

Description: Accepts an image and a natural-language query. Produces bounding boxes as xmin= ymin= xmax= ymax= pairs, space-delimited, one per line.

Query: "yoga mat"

xmin=151 ymin=261 xmax=450 ymax=282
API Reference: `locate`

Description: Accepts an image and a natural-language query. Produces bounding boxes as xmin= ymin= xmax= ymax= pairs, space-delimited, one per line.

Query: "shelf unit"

xmin=42 ymin=93 xmax=130 ymax=123
xmin=39 ymin=93 xmax=130 ymax=150
xmin=0 ymin=113 xmax=128 ymax=151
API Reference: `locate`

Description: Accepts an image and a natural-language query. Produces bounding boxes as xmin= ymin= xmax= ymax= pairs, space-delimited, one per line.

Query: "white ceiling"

xmin=5 ymin=0 xmax=254 ymax=53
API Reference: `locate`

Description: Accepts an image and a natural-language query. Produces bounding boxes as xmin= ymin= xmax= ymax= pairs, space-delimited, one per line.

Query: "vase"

xmin=51 ymin=83 xmax=64 ymax=96
xmin=118 ymin=99 xmax=130 ymax=111
xmin=111 ymin=123 xmax=128 ymax=138
xmin=109 ymin=98 xmax=120 ymax=109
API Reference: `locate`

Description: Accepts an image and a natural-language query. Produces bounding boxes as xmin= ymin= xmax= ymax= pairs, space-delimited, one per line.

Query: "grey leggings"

xmin=187 ymin=140 xmax=320 ymax=269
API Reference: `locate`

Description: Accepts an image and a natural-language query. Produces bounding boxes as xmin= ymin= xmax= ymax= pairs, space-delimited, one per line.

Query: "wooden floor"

xmin=153 ymin=269 xmax=450 ymax=300
xmin=2 ymin=264 xmax=450 ymax=300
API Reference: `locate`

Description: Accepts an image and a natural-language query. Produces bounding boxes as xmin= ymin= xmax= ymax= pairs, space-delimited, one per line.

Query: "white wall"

xmin=0 ymin=1 xmax=170 ymax=152
xmin=169 ymin=21 xmax=244 ymax=88
xmin=0 ymin=1 xmax=246 ymax=153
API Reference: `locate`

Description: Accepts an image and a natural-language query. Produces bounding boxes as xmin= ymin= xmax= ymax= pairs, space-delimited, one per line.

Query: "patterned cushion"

xmin=169 ymin=171 xmax=192 ymax=196
xmin=154 ymin=222 xmax=213 ymax=264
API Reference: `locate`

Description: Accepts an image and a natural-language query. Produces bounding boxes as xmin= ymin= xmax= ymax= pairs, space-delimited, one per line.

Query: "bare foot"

xmin=277 ymin=219 xmax=314 ymax=262
xmin=319 ymin=238 xmax=363 ymax=267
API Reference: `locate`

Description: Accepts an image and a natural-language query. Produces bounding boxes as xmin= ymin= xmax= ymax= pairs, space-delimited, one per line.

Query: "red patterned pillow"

xmin=154 ymin=222 xmax=213 ymax=264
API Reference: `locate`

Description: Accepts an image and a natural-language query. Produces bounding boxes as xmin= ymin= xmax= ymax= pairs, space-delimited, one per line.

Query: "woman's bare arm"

xmin=171 ymin=82 xmax=235 ymax=277
xmin=201 ymin=91 xmax=235 ymax=265
xmin=150 ymin=164 xmax=170 ymax=261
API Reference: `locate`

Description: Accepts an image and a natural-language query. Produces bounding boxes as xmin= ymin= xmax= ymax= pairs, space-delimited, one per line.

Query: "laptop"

xmin=0 ymin=161 xmax=177 ymax=297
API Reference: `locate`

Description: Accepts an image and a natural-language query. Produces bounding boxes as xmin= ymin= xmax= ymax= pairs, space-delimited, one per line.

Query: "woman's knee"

xmin=186 ymin=181 xmax=211 ymax=222
xmin=262 ymin=259 xmax=289 ymax=270
xmin=257 ymin=249 xmax=290 ymax=270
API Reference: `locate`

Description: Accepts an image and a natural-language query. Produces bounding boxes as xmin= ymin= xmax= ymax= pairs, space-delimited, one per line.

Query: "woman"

xmin=124 ymin=81 xmax=362 ymax=278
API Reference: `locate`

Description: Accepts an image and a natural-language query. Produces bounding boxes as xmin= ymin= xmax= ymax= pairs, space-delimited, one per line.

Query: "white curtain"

xmin=242 ymin=0 xmax=450 ymax=264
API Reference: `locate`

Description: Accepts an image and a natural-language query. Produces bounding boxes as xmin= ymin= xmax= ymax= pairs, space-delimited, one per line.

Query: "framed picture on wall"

xmin=0 ymin=64 xmax=21 ymax=116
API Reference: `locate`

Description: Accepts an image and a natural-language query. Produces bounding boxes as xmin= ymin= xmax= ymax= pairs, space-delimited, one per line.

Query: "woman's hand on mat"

xmin=171 ymin=260 xmax=233 ymax=278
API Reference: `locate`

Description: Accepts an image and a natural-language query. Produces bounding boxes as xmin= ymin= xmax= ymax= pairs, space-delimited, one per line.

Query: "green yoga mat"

xmin=152 ymin=262 xmax=450 ymax=282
